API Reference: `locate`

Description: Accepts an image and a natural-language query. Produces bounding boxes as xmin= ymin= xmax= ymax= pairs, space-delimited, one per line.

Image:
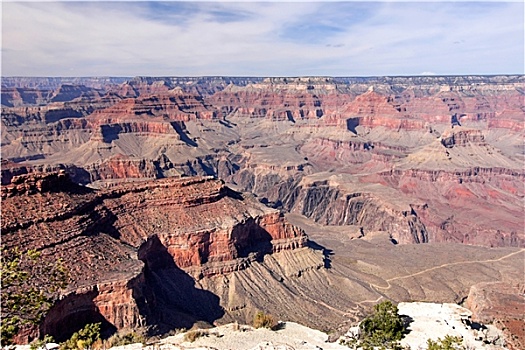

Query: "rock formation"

xmin=2 ymin=170 xmax=524 ymax=344
xmin=1 ymin=75 xmax=524 ymax=344
xmin=466 ymin=282 xmax=525 ymax=350
xmin=1 ymin=171 xmax=313 ymax=341
xmin=2 ymin=76 xmax=523 ymax=249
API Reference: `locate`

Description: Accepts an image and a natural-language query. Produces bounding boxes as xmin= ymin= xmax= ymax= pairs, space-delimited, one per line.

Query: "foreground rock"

xmin=159 ymin=322 xmax=347 ymax=350
xmin=397 ymin=302 xmax=506 ymax=350
xmin=466 ymin=282 xmax=525 ymax=350
xmin=21 ymin=302 xmax=507 ymax=350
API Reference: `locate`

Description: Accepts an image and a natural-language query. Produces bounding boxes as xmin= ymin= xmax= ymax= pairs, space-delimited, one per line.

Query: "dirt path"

xmin=301 ymin=247 xmax=524 ymax=320
xmin=294 ymin=287 xmax=348 ymax=316
xmin=371 ymin=248 xmax=525 ymax=291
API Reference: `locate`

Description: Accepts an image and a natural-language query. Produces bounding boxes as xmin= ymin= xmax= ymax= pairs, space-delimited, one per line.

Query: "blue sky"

xmin=1 ymin=1 xmax=523 ymax=76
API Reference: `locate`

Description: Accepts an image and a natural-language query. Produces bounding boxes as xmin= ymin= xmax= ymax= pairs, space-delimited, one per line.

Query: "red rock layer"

xmin=367 ymin=167 xmax=525 ymax=247
xmin=341 ymin=86 xmax=524 ymax=131
xmin=90 ymin=91 xmax=217 ymax=122
xmin=85 ymin=154 xmax=159 ymax=181
xmin=466 ymin=282 xmax=525 ymax=350
xmin=1 ymin=172 xmax=307 ymax=341
xmin=208 ymin=77 xmax=352 ymax=123
xmin=1 ymin=93 xmax=122 ymax=125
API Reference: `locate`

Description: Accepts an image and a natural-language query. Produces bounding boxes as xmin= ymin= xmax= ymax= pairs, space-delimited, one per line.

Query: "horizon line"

xmin=2 ymin=74 xmax=524 ymax=79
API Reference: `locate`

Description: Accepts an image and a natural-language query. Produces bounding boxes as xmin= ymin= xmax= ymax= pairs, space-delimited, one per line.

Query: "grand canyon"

xmin=1 ymin=75 xmax=524 ymax=349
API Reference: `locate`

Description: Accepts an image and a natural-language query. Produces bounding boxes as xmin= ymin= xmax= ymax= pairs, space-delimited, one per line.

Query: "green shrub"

xmin=342 ymin=300 xmax=406 ymax=350
xmin=60 ymin=323 xmax=101 ymax=350
xmin=427 ymin=335 xmax=465 ymax=350
xmin=360 ymin=301 xmax=405 ymax=341
xmin=253 ymin=311 xmax=278 ymax=330
xmin=30 ymin=334 xmax=55 ymax=350
xmin=1 ymin=248 xmax=68 ymax=346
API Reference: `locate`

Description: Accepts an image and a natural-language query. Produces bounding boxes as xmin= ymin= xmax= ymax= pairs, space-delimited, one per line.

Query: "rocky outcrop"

xmin=440 ymin=129 xmax=487 ymax=148
xmin=466 ymin=282 xmax=525 ymax=350
xmin=2 ymin=172 xmax=307 ymax=274
xmin=0 ymin=160 xmax=93 ymax=186
xmin=1 ymin=87 xmax=52 ymax=107
xmin=280 ymin=178 xmax=428 ymax=244
xmin=90 ymin=91 xmax=218 ymax=121
xmin=49 ymin=84 xmax=103 ymax=103
xmin=1 ymin=93 xmax=122 ymax=125
xmin=467 ymin=282 xmax=525 ymax=324
xmin=89 ymin=120 xmax=187 ymax=141
xmin=1 ymin=172 xmax=309 ymax=341
xmin=0 ymin=151 xmax=222 ymax=187
xmin=1 ymin=169 xmax=70 ymax=197
xmin=85 ymin=155 xmax=159 ymax=181
xmin=40 ymin=276 xmax=148 ymax=342
xmin=371 ymin=167 xmax=525 ymax=247
xmin=300 ymin=137 xmax=407 ymax=165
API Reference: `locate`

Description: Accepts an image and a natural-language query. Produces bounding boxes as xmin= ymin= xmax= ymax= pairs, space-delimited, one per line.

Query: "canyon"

xmin=1 ymin=75 xmax=523 ymax=346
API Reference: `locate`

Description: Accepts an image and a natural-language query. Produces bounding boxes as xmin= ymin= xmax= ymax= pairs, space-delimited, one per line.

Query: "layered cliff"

xmin=1 ymin=75 xmax=523 ymax=250
xmin=466 ymin=282 xmax=525 ymax=350
xmin=278 ymin=174 xmax=429 ymax=244
xmin=1 ymin=93 xmax=122 ymax=126
xmin=1 ymin=172 xmax=310 ymax=341
xmin=89 ymin=91 xmax=218 ymax=121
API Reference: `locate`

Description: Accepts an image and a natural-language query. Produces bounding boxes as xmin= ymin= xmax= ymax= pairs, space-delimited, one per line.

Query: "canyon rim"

xmin=2 ymin=0 xmax=524 ymax=348
xmin=1 ymin=75 xmax=524 ymax=349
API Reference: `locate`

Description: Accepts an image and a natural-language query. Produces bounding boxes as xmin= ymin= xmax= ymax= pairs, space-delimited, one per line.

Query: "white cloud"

xmin=1 ymin=1 xmax=523 ymax=76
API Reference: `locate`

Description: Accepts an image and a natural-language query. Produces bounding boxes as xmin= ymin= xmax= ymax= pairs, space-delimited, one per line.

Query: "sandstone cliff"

xmin=1 ymin=75 xmax=523 ymax=252
xmin=466 ymin=282 xmax=525 ymax=350
xmin=2 ymin=75 xmax=524 ymax=347
xmin=1 ymin=172 xmax=312 ymax=341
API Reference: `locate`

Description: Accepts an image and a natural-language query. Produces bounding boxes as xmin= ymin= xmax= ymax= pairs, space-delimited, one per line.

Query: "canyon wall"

xmin=2 ymin=75 xmax=523 ymax=248
xmin=1 ymin=74 xmax=523 ymax=345
xmin=1 ymin=172 xmax=310 ymax=341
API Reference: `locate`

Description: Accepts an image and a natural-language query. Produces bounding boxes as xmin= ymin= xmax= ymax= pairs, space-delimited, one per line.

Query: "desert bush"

xmin=183 ymin=329 xmax=208 ymax=342
xmin=1 ymin=247 xmax=68 ymax=346
xmin=253 ymin=311 xmax=278 ymax=330
xmin=341 ymin=300 xmax=406 ymax=350
xmin=59 ymin=322 xmax=101 ymax=350
xmin=30 ymin=334 xmax=55 ymax=350
xmin=427 ymin=335 xmax=465 ymax=350
xmin=105 ymin=330 xmax=145 ymax=347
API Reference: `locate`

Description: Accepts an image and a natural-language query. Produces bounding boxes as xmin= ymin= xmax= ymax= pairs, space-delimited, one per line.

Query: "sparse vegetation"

xmin=1 ymin=247 xmax=68 ymax=346
xmin=341 ymin=300 xmax=406 ymax=350
xmin=427 ymin=335 xmax=465 ymax=350
xmin=184 ymin=329 xmax=208 ymax=342
xmin=105 ymin=330 xmax=145 ymax=347
xmin=30 ymin=334 xmax=55 ymax=350
xmin=59 ymin=322 xmax=101 ymax=350
xmin=253 ymin=311 xmax=278 ymax=330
